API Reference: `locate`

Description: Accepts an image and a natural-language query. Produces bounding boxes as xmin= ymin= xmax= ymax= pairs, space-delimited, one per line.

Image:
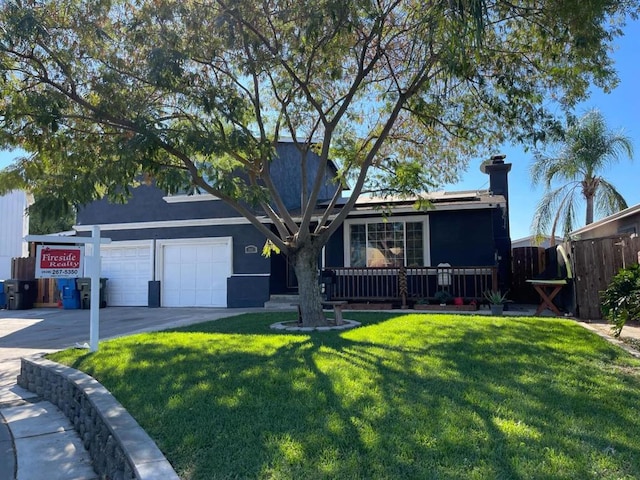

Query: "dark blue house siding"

xmin=324 ymin=224 xmax=345 ymax=268
xmin=324 ymin=210 xmax=496 ymax=268
xmin=429 ymin=209 xmax=495 ymax=266
xmin=76 ymin=184 xmax=242 ymax=225
xmin=227 ymin=275 xmax=270 ymax=308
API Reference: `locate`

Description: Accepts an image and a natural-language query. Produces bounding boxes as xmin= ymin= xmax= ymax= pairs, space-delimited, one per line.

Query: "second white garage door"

xmin=160 ymin=238 xmax=232 ymax=307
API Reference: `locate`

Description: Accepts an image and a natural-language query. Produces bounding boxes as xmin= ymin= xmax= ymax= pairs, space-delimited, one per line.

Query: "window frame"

xmin=343 ymin=215 xmax=431 ymax=267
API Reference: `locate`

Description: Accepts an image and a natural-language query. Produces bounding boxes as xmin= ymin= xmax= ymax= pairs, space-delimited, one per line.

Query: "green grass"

xmin=49 ymin=313 xmax=640 ymax=480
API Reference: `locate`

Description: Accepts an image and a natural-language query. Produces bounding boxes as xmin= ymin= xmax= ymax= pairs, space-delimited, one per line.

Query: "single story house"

xmin=570 ymin=203 xmax=640 ymax=240
xmin=75 ymin=143 xmax=512 ymax=308
xmin=512 ymin=235 xmax=564 ymax=249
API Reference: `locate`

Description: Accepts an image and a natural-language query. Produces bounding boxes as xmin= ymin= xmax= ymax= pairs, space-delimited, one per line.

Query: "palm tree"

xmin=531 ymin=109 xmax=634 ymax=245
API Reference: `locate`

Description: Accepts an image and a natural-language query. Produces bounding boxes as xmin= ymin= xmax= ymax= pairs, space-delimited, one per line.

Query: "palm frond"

xmin=594 ymin=178 xmax=629 ymax=219
xmin=531 ymin=108 xmax=633 ymax=238
xmin=530 ymin=183 xmax=580 ymax=238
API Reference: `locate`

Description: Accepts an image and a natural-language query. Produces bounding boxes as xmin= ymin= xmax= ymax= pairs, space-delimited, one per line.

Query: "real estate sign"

xmin=35 ymin=245 xmax=84 ymax=278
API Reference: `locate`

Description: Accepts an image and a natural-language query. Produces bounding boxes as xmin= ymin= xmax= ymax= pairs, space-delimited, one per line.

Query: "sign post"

xmin=26 ymin=228 xmax=111 ymax=352
xmin=88 ymin=226 xmax=101 ymax=352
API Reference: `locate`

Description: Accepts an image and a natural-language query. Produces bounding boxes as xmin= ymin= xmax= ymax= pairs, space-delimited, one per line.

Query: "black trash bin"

xmin=76 ymin=278 xmax=108 ymax=309
xmin=3 ymin=280 xmax=38 ymax=310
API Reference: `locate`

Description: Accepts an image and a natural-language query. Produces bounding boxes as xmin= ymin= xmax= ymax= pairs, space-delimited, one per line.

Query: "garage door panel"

xmin=180 ymin=273 xmax=197 ymax=289
xmin=100 ymin=243 xmax=152 ymax=307
xmin=196 ymin=245 xmax=214 ymax=262
xmin=161 ymin=239 xmax=231 ymax=307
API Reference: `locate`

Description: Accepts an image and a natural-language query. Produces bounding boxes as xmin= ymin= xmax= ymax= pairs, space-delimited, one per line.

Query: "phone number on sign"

xmin=47 ymin=269 xmax=81 ymax=277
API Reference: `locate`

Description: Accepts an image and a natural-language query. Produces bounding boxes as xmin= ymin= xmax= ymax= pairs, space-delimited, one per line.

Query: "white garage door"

xmin=101 ymin=241 xmax=153 ymax=306
xmin=161 ymin=238 xmax=232 ymax=307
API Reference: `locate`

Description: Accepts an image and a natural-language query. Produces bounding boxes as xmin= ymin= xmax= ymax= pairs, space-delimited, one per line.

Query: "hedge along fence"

xmin=18 ymin=356 xmax=179 ymax=480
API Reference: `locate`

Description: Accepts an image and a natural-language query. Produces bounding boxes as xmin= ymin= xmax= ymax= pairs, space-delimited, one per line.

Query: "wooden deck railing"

xmin=326 ymin=266 xmax=498 ymax=303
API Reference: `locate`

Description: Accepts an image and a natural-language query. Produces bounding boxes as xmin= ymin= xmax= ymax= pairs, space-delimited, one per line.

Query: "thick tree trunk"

xmin=290 ymin=244 xmax=328 ymax=327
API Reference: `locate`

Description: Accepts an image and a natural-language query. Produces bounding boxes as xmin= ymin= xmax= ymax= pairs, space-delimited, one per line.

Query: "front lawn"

xmin=49 ymin=313 xmax=640 ymax=480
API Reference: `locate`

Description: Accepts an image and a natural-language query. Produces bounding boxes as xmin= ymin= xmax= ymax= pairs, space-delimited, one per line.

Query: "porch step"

xmin=264 ymin=294 xmax=300 ymax=309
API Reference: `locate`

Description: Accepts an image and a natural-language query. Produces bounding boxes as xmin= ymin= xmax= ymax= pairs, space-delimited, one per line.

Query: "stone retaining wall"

xmin=18 ymin=356 xmax=179 ymax=480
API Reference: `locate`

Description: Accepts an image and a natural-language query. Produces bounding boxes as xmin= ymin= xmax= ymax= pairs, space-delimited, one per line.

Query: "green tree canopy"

xmin=1 ymin=0 xmax=637 ymax=325
xmin=531 ymin=109 xmax=634 ymax=243
xmin=28 ymin=194 xmax=76 ymax=235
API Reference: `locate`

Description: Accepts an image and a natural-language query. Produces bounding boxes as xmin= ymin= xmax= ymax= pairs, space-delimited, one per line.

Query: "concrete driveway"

xmin=0 ymin=306 xmax=262 ymax=351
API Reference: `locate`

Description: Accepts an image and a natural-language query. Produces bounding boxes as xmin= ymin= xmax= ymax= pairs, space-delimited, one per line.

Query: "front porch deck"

xmin=325 ymin=266 xmax=498 ymax=304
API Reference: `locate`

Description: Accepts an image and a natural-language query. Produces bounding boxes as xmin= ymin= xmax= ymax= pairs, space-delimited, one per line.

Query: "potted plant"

xmin=434 ymin=290 xmax=453 ymax=306
xmin=483 ymin=290 xmax=510 ymax=316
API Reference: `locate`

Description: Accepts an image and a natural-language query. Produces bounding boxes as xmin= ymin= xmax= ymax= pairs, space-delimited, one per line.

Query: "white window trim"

xmin=162 ymin=193 xmax=221 ymax=203
xmin=73 ymin=216 xmax=269 ymax=232
xmin=343 ymin=215 xmax=430 ymax=267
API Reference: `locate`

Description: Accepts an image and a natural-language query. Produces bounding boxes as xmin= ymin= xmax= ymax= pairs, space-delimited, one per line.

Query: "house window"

xmin=345 ymin=217 xmax=428 ymax=267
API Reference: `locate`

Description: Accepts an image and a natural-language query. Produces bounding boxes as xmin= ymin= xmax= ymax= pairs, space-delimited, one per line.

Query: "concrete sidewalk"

xmin=0 ymin=358 xmax=96 ymax=480
xmin=0 ymin=307 xmax=260 ymax=480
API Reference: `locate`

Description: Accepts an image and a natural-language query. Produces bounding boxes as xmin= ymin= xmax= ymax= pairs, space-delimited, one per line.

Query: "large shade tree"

xmin=0 ymin=0 xmax=637 ymax=325
xmin=531 ymin=109 xmax=634 ymax=244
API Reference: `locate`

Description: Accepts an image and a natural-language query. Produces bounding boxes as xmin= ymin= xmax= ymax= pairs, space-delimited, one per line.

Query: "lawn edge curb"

xmin=17 ymin=355 xmax=179 ymax=480
xmin=577 ymin=321 xmax=640 ymax=358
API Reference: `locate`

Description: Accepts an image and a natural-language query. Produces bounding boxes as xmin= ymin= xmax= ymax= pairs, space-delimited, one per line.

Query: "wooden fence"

xmin=571 ymin=234 xmax=640 ymax=320
xmin=10 ymin=256 xmax=59 ymax=307
xmin=11 ymin=257 xmax=35 ymax=280
xmin=511 ymin=247 xmax=546 ymax=304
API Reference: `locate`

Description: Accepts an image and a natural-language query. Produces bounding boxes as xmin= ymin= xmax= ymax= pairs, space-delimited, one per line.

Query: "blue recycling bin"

xmin=57 ymin=278 xmax=80 ymax=310
xmin=0 ymin=281 xmax=5 ymax=309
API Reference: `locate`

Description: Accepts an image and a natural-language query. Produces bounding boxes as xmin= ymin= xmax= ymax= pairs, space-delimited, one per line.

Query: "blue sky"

xmin=1 ymin=18 xmax=638 ymax=241
xmin=446 ymin=17 xmax=640 ymax=240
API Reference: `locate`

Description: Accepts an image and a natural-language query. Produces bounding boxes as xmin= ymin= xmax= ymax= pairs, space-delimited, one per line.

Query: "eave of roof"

xmin=570 ymin=203 xmax=640 ymax=237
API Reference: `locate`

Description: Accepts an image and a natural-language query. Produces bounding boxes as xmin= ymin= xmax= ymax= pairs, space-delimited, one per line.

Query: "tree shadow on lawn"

xmin=80 ymin=314 xmax=640 ymax=480
xmin=165 ymin=311 xmax=399 ymax=335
